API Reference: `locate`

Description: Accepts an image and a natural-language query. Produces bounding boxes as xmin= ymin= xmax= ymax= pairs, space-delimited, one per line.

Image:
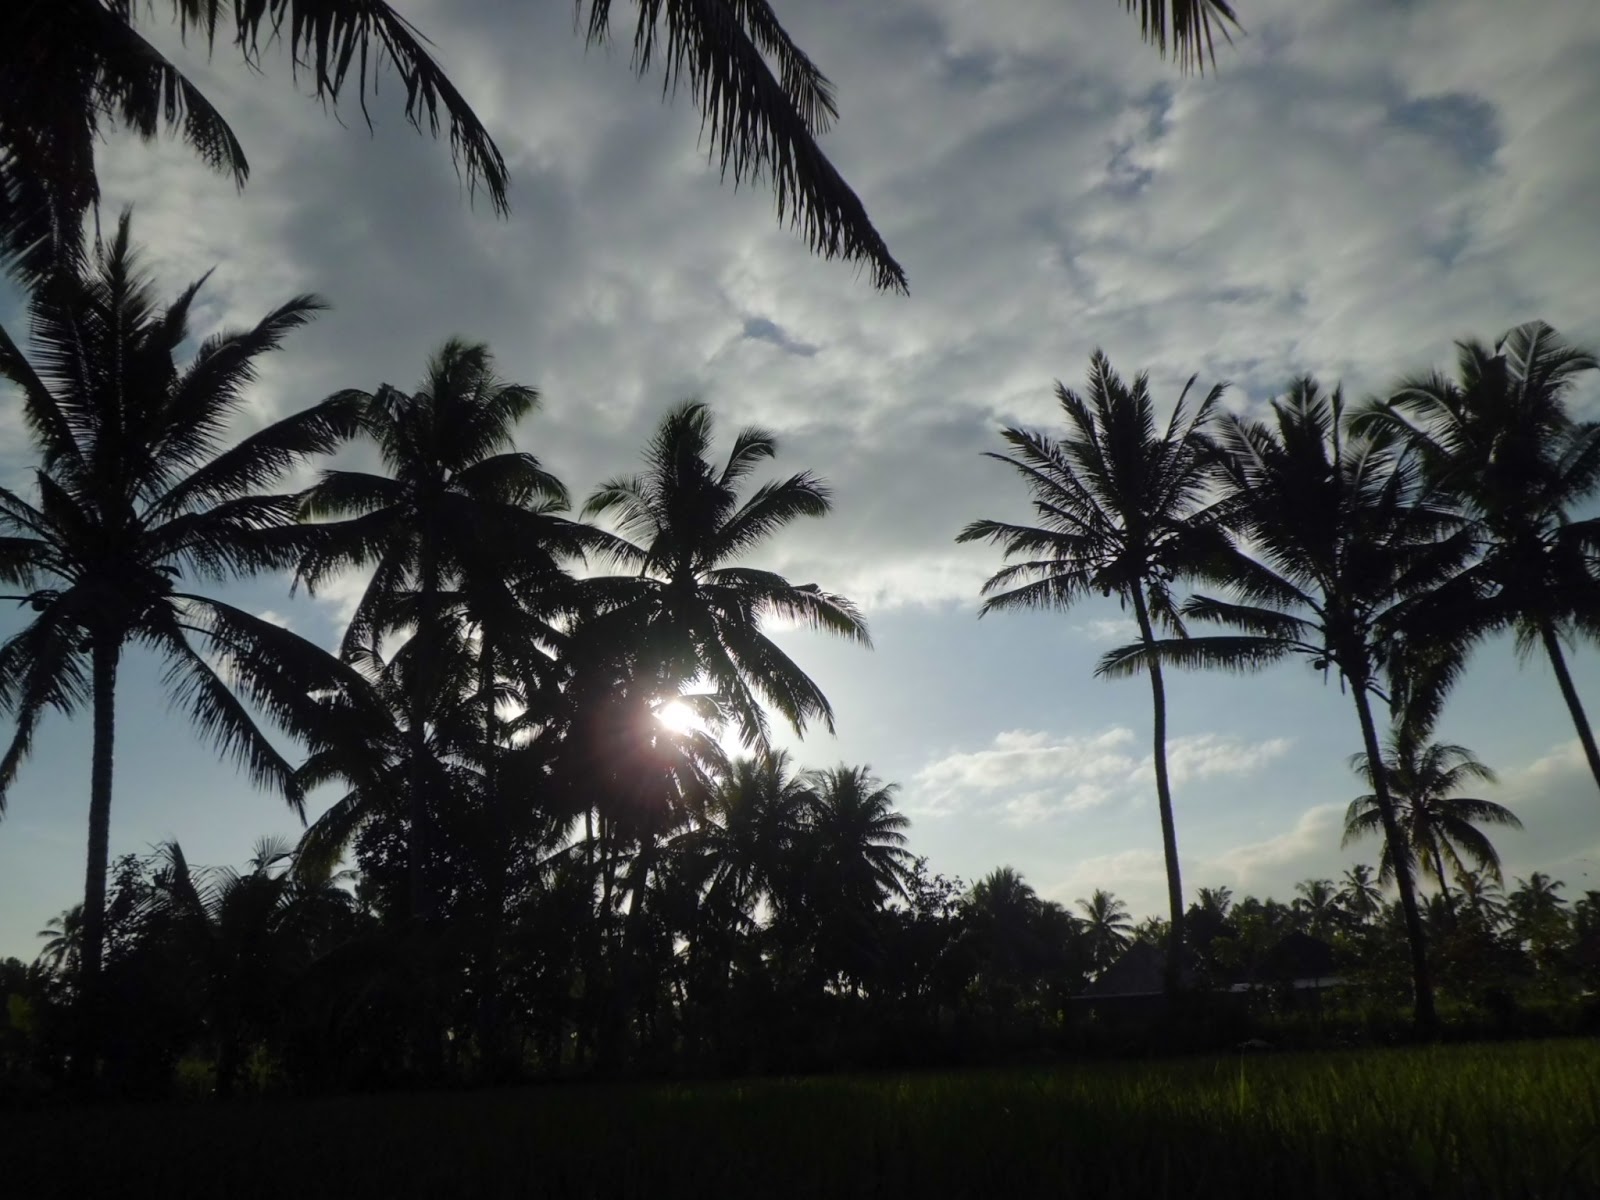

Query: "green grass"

xmin=10 ymin=1042 xmax=1599 ymax=1198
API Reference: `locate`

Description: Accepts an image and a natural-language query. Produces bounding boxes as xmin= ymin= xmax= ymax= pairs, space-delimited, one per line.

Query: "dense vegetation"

xmin=1 ymin=24 xmax=1596 ymax=1200
xmin=1 ymin=223 xmax=1598 ymax=1096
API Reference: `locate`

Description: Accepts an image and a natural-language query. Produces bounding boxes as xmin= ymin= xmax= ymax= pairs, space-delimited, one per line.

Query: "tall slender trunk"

xmin=77 ymin=636 xmax=120 ymax=1081
xmin=1431 ymin=845 xmax=1453 ymax=907
xmin=1352 ymin=681 xmax=1437 ymax=1032
xmin=409 ymin=553 xmax=439 ymax=924
xmin=1538 ymin=620 xmax=1600 ymax=793
xmin=478 ymin=634 xmax=506 ymax=1073
xmin=1130 ymin=588 xmax=1184 ymax=999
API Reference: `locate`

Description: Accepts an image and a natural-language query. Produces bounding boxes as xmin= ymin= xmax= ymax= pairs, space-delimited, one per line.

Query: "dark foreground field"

xmin=11 ymin=1043 xmax=1599 ymax=1199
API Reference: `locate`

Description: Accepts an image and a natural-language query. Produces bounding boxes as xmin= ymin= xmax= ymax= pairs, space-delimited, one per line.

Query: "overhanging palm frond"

xmin=1121 ymin=1 xmax=1243 ymax=75
xmin=579 ymin=0 xmax=905 ymax=291
xmin=1095 ymin=633 xmax=1286 ymax=679
xmin=175 ymin=0 xmax=509 ymax=213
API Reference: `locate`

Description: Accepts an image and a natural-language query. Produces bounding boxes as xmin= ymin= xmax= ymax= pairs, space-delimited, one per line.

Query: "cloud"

xmin=1202 ymin=803 xmax=1348 ymax=887
xmin=1073 ymin=618 xmax=1136 ymax=642
xmin=738 ymin=317 xmax=820 ymax=358
xmin=912 ymin=726 xmax=1291 ymax=824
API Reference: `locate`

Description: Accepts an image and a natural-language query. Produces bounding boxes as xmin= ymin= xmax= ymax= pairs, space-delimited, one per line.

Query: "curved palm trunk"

xmin=76 ymin=636 xmax=120 ymax=1081
xmin=1130 ymin=589 xmax=1184 ymax=998
xmin=1352 ymin=682 xmax=1437 ymax=1031
xmin=1537 ymin=620 xmax=1600 ymax=794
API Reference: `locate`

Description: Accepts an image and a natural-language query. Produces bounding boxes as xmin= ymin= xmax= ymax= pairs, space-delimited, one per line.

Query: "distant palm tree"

xmin=1104 ymin=380 xmax=1479 ymax=1030
xmin=1508 ymin=871 xmax=1568 ymax=940
xmin=959 ymin=351 xmax=1226 ymax=997
xmin=1195 ymin=885 xmax=1234 ymax=919
xmin=580 ymin=399 xmax=869 ymax=749
xmin=804 ymin=765 xmax=915 ymax=907
xmin=296 ymin=340 xmax=582 ymax=921
xmin=1292 ymin=879 xmax=1341 ymax=939
xmin=1345 ymin=725 xmax=1520 ymax=906
xmin=152 ymin=836 xmax=358 ymax=1096
xmin=1338 ymin=864 xmax=1384 ymax=927
xmin=1078 ymin=888 xmax=1134 ymax=971
xmin=679 ymin=751 xmax=813 ymax=926
xmin=1453 ymin=868 xmax=1508 ymax=932
xmin=1353 ymin=322 xmax=1600 ymax=792
xmin=36 ymin=906 xmax=83 ymax=975
xmin=0 ymin=213 xmax=363 ymax=1060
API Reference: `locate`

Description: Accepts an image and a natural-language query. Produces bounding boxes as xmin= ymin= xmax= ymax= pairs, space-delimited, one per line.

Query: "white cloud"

xmin=912 ymin=726 xmax=1292 ymax=824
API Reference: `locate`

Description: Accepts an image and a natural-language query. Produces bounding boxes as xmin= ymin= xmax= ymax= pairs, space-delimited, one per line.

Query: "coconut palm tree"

xmin=1353 ymin=323 xmax=1600 ymax=792
xmin=1454 ymin=868 xmax=1508 ymax=932
xmin=1292 ymin=879 xmax=1342 ymax=939
xmin=677 ymin=750 xmax=813 ymax=925
xmin=295 ymin=339 xmax=584 ymax=921
xmin=0 ymin=213 xmax=365 ymax=1063
xmin=36 ymin=907 xmax=83 ymax=975
xmin=958 ymin=351 xmax=1227 ymax=996
xmin=579 ymin=399 xmax=869 ymax=750
xmin=151 ymin=836 xmax=360 ymax=1096
xmin=1338 ymin=864 xmax=1384 ymax=927
xmin=1102 ymin=380 xmax=1480 ymax=1030
xmin=803 ymin=765 xmax=914 ymax=907
xmin=1078 ymin=888 xmax=1134 ymax=971
xmin=1508 ymin=872 xmax=1568 ymax=937
xmin=1344 ymin=725 xmax=1521 ymax=906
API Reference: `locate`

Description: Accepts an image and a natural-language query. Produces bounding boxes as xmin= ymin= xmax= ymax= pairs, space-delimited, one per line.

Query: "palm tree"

xmin=1508 ymin=872 xmax=1568 ymax=941
xmin=295 ymin=339 xmax=583 ymax=922
xmin=1344 ymin=725 xmax=1521 ymax=906
xmin=1353 ymin=323 xmax=1600 ymax=792
xmin=1453 ymin=868 xmax=1508 ymax=932
xmin=785 ymin=765 xmax=913 ymax=989
xmin=1292 ymin=879 xmax=1341 ymax=939
xmin=802 ymin=765 xmax=915 ymax=908
xmin=1102 ymin=380 xmax=1480 ymax=1030
xmin=678 ymin=750 xmax=813 ymax=926
xmin=1338 ymin=864 xmax=1384 ymax=927
xmin=36 ymin=906 xmax=83 ymax=975
xmin=1195 ymin=885 xmax=1234 ymax=918
xmin=580 ymin=399 xmax=869 ymax=749
xmin=1078 ymin=888 xmax=1133 ymax=971
xmin=958 ymin=351 xmax=1226 ymax=996
xmin=0 ymin=213 xmax=364 ymax=1062
xmin=152 ymin=836 xmax=359 ymax=1096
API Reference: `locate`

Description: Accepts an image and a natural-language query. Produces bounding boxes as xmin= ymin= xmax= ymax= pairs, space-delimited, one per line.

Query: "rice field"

xmin=9 ymin=1041 xmax=1599 ymax=1199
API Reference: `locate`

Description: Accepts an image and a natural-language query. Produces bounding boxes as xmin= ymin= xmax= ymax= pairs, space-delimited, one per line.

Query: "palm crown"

xmin=580 ymin=399 xmax=868 ymax=749
xmin=1345 ymin=722 xmax=1521 ymax=894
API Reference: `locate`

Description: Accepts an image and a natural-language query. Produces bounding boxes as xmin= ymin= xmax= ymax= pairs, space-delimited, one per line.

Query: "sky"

xmin=4 ymin=0 xmax=1600 ymax=958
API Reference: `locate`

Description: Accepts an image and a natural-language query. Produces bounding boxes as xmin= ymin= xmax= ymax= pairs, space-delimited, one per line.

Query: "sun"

xmin=655 ymin=699 xmax=703 ymax=735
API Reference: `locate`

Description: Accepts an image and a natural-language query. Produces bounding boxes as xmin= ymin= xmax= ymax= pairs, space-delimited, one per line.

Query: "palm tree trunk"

xmin=1130 ymin=588 xmax=1184 ymax=999
xmin=1537 ymin=620 xmax=1600 ymax=794
xmin=77 ymin=635 xmax=120 ymax=1082
xmin=478 ymin=633 xmax=507 ymax=1074
xmin=409 ymin=556 xmax=440 ymax=924
xmin=1352 ymin=681 xmax=1437 ymax=1032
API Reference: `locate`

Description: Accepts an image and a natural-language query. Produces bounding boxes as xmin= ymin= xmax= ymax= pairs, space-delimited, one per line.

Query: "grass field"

xmin=8 ymin=1042 xmax=1599 ymax=1198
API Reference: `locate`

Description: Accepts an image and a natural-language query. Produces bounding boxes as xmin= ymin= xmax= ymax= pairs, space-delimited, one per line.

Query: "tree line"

xmin=2 ymin=215 xmax=1598 ymax=1094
